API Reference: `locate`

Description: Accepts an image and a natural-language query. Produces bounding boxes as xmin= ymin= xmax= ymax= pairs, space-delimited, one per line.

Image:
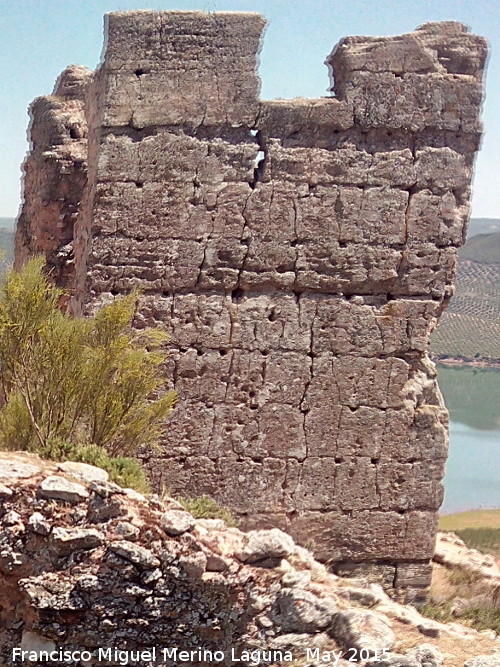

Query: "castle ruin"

xmin=15 ymin=11 xmax=487 ymax=598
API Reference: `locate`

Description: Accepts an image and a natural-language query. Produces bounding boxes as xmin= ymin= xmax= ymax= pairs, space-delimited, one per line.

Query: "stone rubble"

xmin=236 ymin=528 xmax=296 ymax=564
xmin=51 ymin=526 xmax=104 ymax=555
xmin=435 ymin=532 xmax=500 ymax=581
xmin=0 ymin=452 xmax=498 ymax=666
xmin=27 ymin=512 xmax=51 ymax=536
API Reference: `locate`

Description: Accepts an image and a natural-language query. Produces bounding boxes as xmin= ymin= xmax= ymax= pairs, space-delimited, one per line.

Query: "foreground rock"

xmin=435 ymin=532 xmax=500 ymax=581
xmin=464 ymin=657 xmax=500 ymax=667
xmin=0 ymin=452 xmax=499 ymax=666
xmin=333 ymin=609 xmax=396 ymax=654
xmin=38 ymin=474 xmax=89 ymax=503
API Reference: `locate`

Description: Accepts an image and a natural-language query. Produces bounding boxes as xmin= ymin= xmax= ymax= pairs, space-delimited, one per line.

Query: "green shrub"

xmin=0 ymin=257 xmax=176 ymax=456
xmin=104 ymin=456 xmax=149 ymax=493
xmin=38 ymin=438 xmax=149 ymax=492
xmin=178 ymin=494 xmax=237 ymax=526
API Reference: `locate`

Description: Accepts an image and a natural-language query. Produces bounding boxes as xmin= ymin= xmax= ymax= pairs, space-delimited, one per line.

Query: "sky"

xmin=0 ymin=0 xmax=499 ymax=218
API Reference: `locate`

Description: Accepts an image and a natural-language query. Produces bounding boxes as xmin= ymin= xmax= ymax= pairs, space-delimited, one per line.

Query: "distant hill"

xmin=0 ymin=217 xmax=15 ymax=230
xmin=467 ymin=218 xmax=500 ymax=238
xmin=0 ymin=228 xmax=14 ymax=264
xmin=459 ymin=232 xmax=500 ymax=265
xmin=0 ymin=223 xmax=14 ymax=273
xmin=432 ymin=229 xmax=500 ymax=363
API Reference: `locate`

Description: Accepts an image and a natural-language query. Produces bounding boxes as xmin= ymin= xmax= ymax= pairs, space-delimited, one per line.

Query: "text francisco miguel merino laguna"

xmin=12 ymin=645 xmax=378 ymax=665
xmin=13 ymin=647 xmax=304 ymax=665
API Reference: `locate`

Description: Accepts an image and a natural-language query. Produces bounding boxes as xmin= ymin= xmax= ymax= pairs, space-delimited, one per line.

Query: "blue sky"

xmin=1 ymin=0 xmax=499 ymax=218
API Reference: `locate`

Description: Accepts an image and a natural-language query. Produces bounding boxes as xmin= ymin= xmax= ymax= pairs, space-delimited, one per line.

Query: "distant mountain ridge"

xmin=432 ymin=225 xmax=500 ymax=363
xmin=0 ymin=223 xmax=14 ymax=269
xmin=0 ymin=217 xmax=15 ymax=230
xmin=467 ymin=217 xmax=500 ymax=238
xmin=459 ymin=232 xmax=500 ymax=265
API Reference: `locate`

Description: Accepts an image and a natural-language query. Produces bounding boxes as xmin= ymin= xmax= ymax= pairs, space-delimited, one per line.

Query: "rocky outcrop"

xmin=1 ymin=453 xmax=499 ymax=666
xmin=435 ymin=533 xmax=500 ymax=582
xmin=15 ymin=12 xmax=487 ymax=595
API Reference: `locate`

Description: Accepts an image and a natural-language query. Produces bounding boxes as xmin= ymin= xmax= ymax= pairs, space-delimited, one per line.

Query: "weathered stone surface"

xmin=3 ymin=510 xmax=22 ymax=526
xmin=366 ymin=656 xmax=420 ymax=667
xmin=435 ymin=532 xmax=500 ymax=580
xmin=291 ymin=509 xmax=437 ymax=562
xmin=16 ymin=12 xmax=486 ymax=596
xmin=0 ymin=484 xmax=13 ymax=498
xmin=281 ymin=569 xmax=312 ymax=589
xmin=113 ymin=520 xmax=140 ymax=541
xmin=38 ymin=475 xmax=89 ymax=504
xmin=109 ymin=540 xmax=161 ymax=569
xmin=88 ymin=479 xmax=123 ymax=497
xmin=273 ymin=588 xmax=337 ymax=633
xmin=101 ymin=11 xmax=265 ymax=127
xmin=407 ymin=644 xmax=444 ymax=667
xmin=236 ymin=528 xmax=295 ymax=563
xmin=27 ymin=512 xmax=51 ymax=536
xmin=20 ymin=631 xmax=56 ymax=658
xmin=51 ymin=527 xmax=104 ymax=555
xmin=20 ymin=572 xmax=88 ymax=611
xmin=179 ymin=551 xmax=207 ymax=579
xmin=57 ymin=460 xmax=109 ymax=484
xmin=328 ymin=22 xmax=486 ymax=132
xmin=15 ymin=64 xmax=91 ymax=289
xmin=0 ymin=457 xmax=41 ymax=480
xmin=331 ymin=608 xmax=396 ymax=653
xmin=394 ymin=562 xmax=434 ymax=590
xmin=464 ymin=657 xmax=500 ymax=667
xmin=366 ymin=644 xmax=444 ymax=667
xmin=161 ymin=510 xmax=196 ymax=536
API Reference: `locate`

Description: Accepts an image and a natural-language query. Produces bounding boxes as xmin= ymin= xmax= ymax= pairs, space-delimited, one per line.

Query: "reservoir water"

xmin=437 ymin=365 xmax=500 ymax=514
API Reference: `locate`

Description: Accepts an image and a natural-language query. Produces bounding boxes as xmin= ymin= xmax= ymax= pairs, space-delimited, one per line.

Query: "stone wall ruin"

xmin=15 ymin=11 xmax=487 ymax=597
